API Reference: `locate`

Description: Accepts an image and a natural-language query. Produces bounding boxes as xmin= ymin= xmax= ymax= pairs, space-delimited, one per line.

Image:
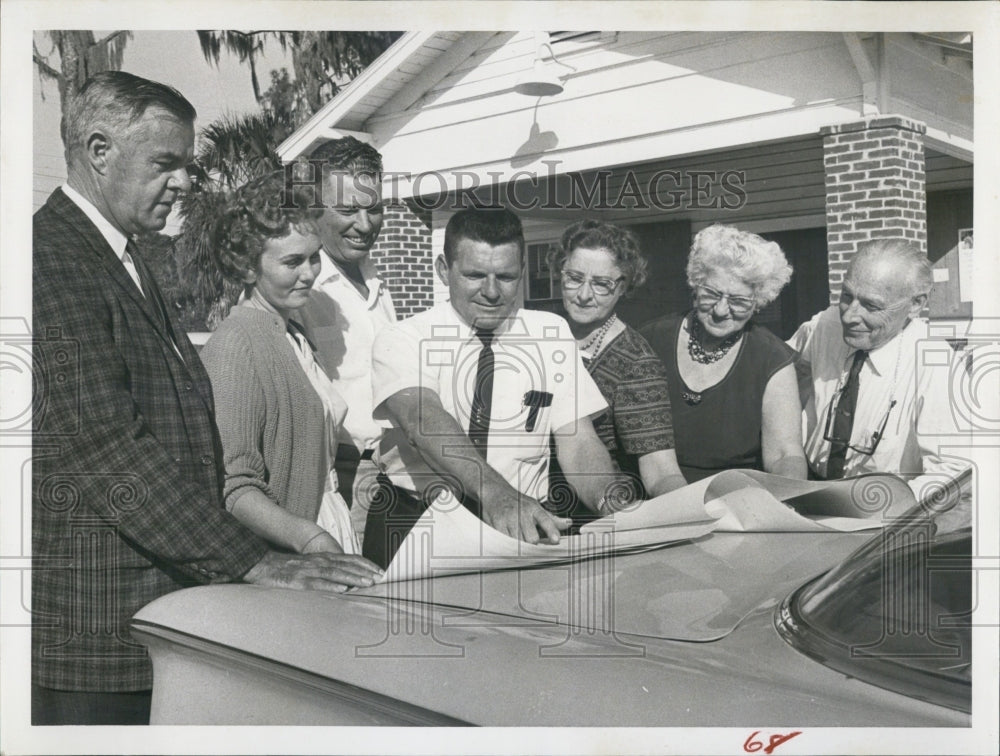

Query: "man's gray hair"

xmin=62 ymin=70 xmax=196 ymax=163
xmin=851 ymin=238 xmax=933 ymax=297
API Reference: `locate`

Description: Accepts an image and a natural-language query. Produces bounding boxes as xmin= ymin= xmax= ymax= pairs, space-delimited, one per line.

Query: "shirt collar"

xmin=445 ymin=302 xmax=517 ymax=340
xmin=317 ymin=250 xmax=383 ymax=304
xmin=62 ymin=183 xmax=130 ymax=261
xmin=286 ymin=317 xmax=318 ymax=351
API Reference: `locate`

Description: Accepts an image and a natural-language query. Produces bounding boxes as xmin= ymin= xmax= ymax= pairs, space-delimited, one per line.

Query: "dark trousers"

xmin=362 ymin=474 xmax=432 ymax=571
xmin=32 ymin=683 xmax=152 ymax=725
xmin=362 ymin=474 xmax=483 ymax=570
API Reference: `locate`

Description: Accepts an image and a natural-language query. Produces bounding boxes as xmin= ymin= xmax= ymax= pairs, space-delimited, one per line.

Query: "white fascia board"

xmin=277 ymin=31 xmax=440 ymax=162
xmin=924 ymin=130 xmax=974 ymax=164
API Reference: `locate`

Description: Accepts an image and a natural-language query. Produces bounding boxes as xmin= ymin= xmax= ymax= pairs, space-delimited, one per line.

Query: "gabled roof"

xmin=277 ymin=31 xmax=495 ymax=160
xmin=279 ymin=29 xmax=973 ymax=196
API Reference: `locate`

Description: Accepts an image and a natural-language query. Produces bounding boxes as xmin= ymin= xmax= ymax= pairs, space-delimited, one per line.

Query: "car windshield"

xmin=776 ymin=500 xmax=972 ymax=713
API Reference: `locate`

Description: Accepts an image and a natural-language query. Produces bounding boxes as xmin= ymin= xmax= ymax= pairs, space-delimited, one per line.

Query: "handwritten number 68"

xmin=743 ymin=730 xmax=802 ymax=754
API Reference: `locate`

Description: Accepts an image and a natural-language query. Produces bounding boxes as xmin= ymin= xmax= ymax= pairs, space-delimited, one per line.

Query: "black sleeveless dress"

xmin=640 ymin=314 xmax=794 ymax=482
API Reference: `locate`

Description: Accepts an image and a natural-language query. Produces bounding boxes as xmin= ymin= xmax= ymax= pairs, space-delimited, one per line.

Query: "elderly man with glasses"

xmin=787 ymin=238 xmax=970 ymax=504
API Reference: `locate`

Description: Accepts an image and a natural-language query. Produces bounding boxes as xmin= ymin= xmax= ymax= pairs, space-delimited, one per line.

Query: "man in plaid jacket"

xmin=32 ymin=71 xmax=382 ymax=725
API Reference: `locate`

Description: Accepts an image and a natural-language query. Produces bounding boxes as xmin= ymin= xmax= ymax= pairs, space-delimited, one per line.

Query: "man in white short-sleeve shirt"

xmin=788 ymin=238 xmax=970 ymax=505
xmin=366 ymin=207 xmax=621 ymax=568
xmin=298 ymin=137 xmax=396 ymax=538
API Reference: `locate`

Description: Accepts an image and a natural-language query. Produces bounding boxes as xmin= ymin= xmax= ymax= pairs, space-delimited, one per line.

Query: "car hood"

xmin=351 ymin=530 xmax=871 ymax=641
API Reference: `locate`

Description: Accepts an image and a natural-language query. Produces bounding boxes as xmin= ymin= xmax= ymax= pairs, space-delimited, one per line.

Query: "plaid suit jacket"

xmin=32 ymin=188 xmax=268 ymax=692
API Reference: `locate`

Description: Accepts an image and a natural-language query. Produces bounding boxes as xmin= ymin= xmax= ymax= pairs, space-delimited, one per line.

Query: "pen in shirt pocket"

xmin=523 ymin=390 xmax=553 ymax=432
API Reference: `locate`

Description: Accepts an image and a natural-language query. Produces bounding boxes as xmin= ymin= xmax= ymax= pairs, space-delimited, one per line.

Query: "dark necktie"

xmin=129 ymin=240 xmax=182 ymax=359
xmin=468 ymin=329 xmax=495 ymax=457
xmin=826 ymin=349 xmax=867 ymax=479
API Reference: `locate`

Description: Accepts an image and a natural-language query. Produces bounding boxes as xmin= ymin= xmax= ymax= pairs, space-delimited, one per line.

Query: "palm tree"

xmin=288 ymin=31 xmax=402 ymax=114
xmin=198 ymin=30 xmax=401 ymax=111
xmin=173 ymin=111 xmax=291 ymax=329
xmin=197 ymin=110 xmax=290 ymax=186
xmin=33 ymin=30 xmax=133 ymax=104
xmin=197 ymin=30 xmax=272 ymax=102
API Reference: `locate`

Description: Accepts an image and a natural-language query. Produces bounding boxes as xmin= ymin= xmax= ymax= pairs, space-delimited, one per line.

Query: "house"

xmin=278 ymin=31 xmax=973 ymax=335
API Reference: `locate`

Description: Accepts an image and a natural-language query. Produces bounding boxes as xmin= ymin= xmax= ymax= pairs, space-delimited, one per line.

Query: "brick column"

xmin=371 ymin=200 xmax=435 ymax=318
xmin=821 ymin=115 xmax=927 ymax=302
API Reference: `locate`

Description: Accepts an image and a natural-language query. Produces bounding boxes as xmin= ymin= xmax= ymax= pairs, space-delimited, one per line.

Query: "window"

xmin=525 ymin=241 xmax=561 ymax=302
xmin=776 ymin=512 xmax=971 ymax=714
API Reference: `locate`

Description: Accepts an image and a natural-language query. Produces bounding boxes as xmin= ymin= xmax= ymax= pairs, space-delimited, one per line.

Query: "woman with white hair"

xmin=641 ymin=224 xmax=807 ymax=483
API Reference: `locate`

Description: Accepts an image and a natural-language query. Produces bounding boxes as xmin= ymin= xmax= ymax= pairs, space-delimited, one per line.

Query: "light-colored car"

xmin=132 ymin=507 xmax=970 ymax=727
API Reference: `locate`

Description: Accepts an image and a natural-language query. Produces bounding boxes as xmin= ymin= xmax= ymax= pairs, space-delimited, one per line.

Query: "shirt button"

xmin=200 ymin=455 xmax=213 ymax=466
xmin=183 ymin=381 xmax=193 ymax=391
xmin=174 ymin=457 xmax=182 ymax=465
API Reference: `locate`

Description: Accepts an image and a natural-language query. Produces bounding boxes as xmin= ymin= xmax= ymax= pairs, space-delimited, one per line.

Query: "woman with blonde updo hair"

xmin=200 ymin=170 xmax=380 ymax=585
xmin=641 ymin=224 xmax=807 ymax=483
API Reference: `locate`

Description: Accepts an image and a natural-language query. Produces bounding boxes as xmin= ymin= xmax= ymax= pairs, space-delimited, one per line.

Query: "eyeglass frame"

xmin=560 ymin=268 xmax=626 ymax=297
xmin=822 ymin=389 xmax=898 ymax=456
xmin=693 ymin=284 xmax=757 ymax=315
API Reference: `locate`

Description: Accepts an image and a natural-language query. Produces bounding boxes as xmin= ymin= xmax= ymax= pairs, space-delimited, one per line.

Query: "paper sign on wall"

xmin=958 ymin=228 xmax=973 ymax=302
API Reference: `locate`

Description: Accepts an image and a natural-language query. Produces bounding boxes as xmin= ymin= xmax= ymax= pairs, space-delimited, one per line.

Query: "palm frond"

xmin=196 ymin=30 xmax=225 ymax=66
xmin=90 ymin=30 xmax=132 ymax=72
xmin=195 ymin=110 xmax=288 ymax=188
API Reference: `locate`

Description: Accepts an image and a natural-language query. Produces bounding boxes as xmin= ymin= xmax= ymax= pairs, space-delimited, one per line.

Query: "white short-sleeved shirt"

xmin=372 ymin=303 xmax=608 ymax=503
xmin=299 ymin=253 xmax=397 ymax=453
xmin=788 ymin=305 xmax=969 ymax=499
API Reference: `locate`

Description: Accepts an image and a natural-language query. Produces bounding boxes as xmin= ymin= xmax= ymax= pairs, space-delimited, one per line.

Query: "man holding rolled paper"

xmin=363 ymin=207 xmax=623 ymax=569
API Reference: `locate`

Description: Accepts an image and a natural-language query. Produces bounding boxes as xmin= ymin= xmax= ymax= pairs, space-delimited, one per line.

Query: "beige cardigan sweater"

xmin=201 ymin=306 xmax=330 ymax=522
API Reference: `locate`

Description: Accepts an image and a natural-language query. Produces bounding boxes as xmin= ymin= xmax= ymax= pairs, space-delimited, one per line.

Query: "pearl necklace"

xmin=579 ymin=313 xmax=617 ymax=360
xmin=686 ymin=314 xmax=742 ymax=364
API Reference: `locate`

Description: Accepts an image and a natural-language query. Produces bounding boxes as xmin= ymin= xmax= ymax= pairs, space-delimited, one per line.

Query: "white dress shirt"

xmin=299 ymin=253 xmax=397 ymax=453
xmin=372 ymin=303 xmax=608 ymax=503
xmin=788 ymin=305 xmax=970 ymax=501
xmin=62 ymin=184 xmax=142 ymax=294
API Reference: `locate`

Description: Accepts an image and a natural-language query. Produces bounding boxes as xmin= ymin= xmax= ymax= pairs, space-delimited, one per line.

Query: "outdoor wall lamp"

xmin=514 ymin=31 xmax=576 ymax=96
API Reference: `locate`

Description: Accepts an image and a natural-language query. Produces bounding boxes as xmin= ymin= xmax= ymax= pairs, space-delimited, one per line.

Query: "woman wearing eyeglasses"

xmin=641 ymin=224 xmax=807 ymax=483
xmin=548 ymin=220 xmax=687 ymax=513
